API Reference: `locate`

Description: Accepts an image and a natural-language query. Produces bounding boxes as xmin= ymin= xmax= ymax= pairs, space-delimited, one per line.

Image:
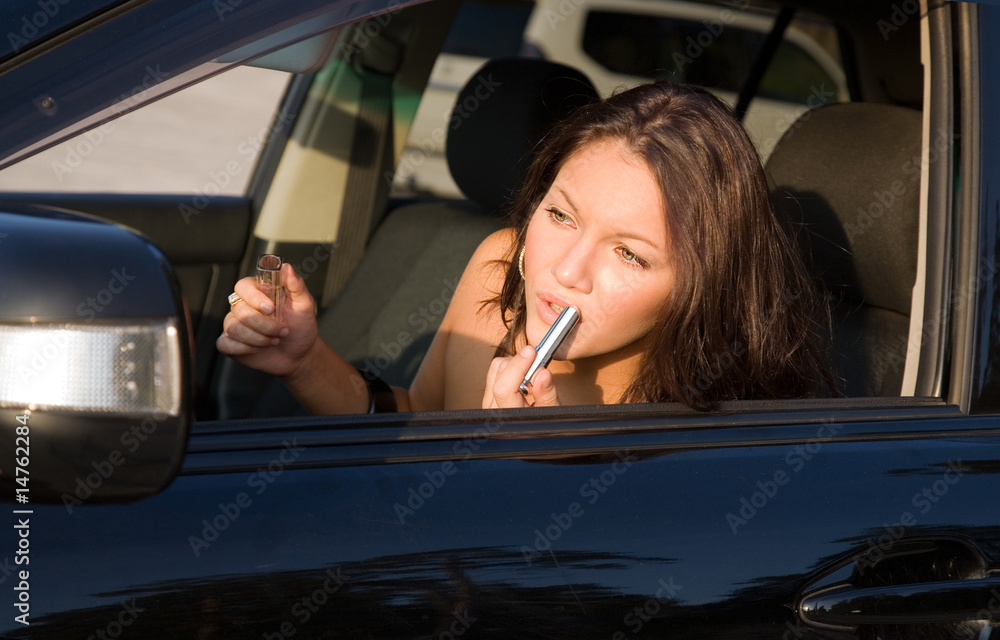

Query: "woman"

xmin=218 ymin=81 xmax=834 ymax=413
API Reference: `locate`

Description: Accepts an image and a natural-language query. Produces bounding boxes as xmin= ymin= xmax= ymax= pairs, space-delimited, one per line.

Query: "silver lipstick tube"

xmin=519 ymin=305 xmax=580 ymax=395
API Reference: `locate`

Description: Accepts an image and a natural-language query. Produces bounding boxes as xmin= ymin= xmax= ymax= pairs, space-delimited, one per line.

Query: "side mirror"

xmin=0 ymin=206 xmax=191 ymax=507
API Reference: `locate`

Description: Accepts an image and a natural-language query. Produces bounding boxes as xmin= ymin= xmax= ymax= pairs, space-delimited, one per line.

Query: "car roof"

xmin=0 ymin=0 xmax=115 ymax=62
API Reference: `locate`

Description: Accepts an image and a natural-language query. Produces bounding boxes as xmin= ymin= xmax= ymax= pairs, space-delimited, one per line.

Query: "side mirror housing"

xmin=0 ymin=206 xmax=191 ymax=506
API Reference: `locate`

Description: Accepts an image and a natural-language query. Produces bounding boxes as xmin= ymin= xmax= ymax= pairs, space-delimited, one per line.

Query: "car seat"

xmin=222 ymin=58 xmax=598 ymax=418
xmin=765 ymin=102 xmax=923 ymax=397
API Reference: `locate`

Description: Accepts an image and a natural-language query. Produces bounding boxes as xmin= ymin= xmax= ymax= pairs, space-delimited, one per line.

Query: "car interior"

xmin=767 ymin=102 xmax=923 ymax=398
xmin=214 ymin=0 xmax=930 ymax=419
xmin=4 ymin=0 xmax=944 ymax=420
xmin=216 ymin=55 xmax=601 ymax=417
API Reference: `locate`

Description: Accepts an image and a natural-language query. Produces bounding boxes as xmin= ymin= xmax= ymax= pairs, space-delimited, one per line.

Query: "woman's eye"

xmin=547 ymin=207 xmax=570 ymax=224
xmin=618 ymin=246 xmax=647 ymax=268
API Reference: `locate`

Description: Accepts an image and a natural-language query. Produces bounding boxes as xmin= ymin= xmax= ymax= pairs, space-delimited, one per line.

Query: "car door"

xmin=4 ymin=1 xmax=1000 ymax=639
xmin=4 ymin=399 xmax=994 ymax=640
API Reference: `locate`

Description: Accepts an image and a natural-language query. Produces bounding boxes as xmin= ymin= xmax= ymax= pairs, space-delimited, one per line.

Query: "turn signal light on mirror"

xmin=0 ymin=320 xmax=182 ymax=415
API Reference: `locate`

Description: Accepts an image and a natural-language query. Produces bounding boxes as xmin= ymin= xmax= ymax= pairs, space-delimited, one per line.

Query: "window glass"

xmin=393 ymin=0 xmax=532 ymax=198
xmin=760 ymin=40 xmax=838 ymax=103
xmin=0 ymin=66 xmax=291 ymax=195
xmin=581 ymin=10 xmax=840 ymax=105
xmin=441 ymin=0 xmax=533 ymax=58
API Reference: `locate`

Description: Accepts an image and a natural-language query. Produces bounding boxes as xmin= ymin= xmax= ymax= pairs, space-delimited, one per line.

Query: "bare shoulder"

xmin=405 ymin=228 xmax=516 ymax=411
xmin=456 ymin=227 xmax=517 ymax=303
xmin=473 ymin=227 xmax=518 ymax=262
xmin=443 ymin=226 xmax=516 ymax=349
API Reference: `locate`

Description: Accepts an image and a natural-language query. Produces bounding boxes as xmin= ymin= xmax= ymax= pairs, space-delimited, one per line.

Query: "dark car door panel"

xmin=9 ymin=402 xmax=1000 ymax=638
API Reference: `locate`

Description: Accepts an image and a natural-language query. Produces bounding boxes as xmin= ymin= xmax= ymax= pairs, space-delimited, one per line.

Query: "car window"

xmin=396 ymin=0 xmax=847 ymax=198
xmin=760 ymin=32 xmax=841 ymax=104
xmin=581 ymin=10 xmax=841 ymax=105
xmin=372 ymin=0 xmax=928 ymax=416
xmin=441 ymin=0 xmax=533 ymax=58
xmin=0 ymin=66 xmax=291 ymax=195
xmin=391 ymin=0 xmax=532 ymax=198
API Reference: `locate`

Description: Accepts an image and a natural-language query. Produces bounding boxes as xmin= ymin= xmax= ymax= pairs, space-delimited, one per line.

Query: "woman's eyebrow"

xmin=613 ymin=230 xmax=662 ymax=252
xmin=554 ymin=185 xmax=578 ymax=212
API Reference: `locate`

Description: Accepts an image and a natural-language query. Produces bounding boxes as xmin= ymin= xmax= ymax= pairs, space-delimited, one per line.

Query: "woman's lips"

xmin=536 ymin=293 xmax=575 ymax=327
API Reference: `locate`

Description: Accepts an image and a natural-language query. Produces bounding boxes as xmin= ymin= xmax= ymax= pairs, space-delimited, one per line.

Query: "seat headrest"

xmin=766 ymin=102 xmax=923 ymax=316
xmin=446 ymin=58 xmax=598 ymax=213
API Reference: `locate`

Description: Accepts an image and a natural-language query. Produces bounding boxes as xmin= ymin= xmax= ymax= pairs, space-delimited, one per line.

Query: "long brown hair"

xmin=493 ymin=81 xmax=835 ymax=410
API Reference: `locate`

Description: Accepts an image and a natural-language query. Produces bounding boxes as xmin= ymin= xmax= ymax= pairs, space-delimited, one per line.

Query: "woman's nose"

xmin=552 ymin=241 xmax=594 ymax=293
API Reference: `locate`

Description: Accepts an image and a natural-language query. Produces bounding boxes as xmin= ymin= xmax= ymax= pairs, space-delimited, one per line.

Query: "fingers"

xmin=216 ymin=332 xmax=261 ymax=356
xmin=233 ymin=263 xmax=313 ymax=318
xmin=280 ymin=263 xmax=311 ymax=311
xmin=492 ymin=346 xmax=534 ymax=406
xmin=222 ymin=308 xmax=284 ymax=347
xmin=234 ymin=276 xmax=276 ymax=316
xmin=218 ymin=265 xmax=320 ymax=378
xmin=485 ymin=346 xmax=562 ymax=408
xmin=482 ymin=357 xmax=505 ymax=409
xmin=222 ymin=276 xmax=285 ymax=351
xmin=282 ymin=263 xmax=307 ymax=298
xmin=526 ymin=368 xmax=561 ymax=406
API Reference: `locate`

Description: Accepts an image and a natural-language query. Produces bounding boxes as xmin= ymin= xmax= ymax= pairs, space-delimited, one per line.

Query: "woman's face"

xmin=522 ymin=139 xmax=674 ymax=360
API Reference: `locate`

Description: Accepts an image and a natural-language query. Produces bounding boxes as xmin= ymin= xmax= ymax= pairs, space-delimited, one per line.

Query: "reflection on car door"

xmin=9 ymin=401 xmax=999 ymax=639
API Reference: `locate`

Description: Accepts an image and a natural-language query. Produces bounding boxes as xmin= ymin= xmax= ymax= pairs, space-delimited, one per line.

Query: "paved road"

xmin=0 ymin=66 xmax=290 ymax=195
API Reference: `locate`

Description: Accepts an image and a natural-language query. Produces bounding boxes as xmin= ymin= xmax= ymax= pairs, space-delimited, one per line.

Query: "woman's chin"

xmin=551 ymin=346 xmax=573 ymax=361
xmin=524 ymin=318 xmax=545 ymax=349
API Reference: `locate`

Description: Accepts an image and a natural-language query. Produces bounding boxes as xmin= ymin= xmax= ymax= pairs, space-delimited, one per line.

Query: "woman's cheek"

xmin=612 ymin=274 xmax=667 ymax=330
xmin=603 ymin=274 xmax=642 ymax=309
xmin=586 ymin=276 xmax=628 ymax=326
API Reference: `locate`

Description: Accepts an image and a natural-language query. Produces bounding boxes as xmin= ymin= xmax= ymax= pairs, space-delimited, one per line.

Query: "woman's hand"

xmin=217 ymin=263 xmax=319 ymax=379
xmin=482 ymin=345 xmax=562 ymax=408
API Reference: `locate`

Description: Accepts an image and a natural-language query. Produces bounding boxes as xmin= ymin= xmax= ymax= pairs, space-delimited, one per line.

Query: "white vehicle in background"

xmin=394 ymin=0 xmax=849 ymax=199
xmin=526 ymin=0 xmax=850 ymax=155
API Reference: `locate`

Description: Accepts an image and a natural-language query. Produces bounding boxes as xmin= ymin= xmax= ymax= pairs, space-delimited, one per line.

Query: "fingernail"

xmin=279 ymin=328 xmax=289 ymax=337
xmin=261 ymin=302 xmax=274 ymax=315
xmin=519 ymin=345 xmax=536 ymax=358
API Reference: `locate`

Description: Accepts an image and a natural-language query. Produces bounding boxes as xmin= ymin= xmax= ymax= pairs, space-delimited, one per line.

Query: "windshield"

xmin=0 ymin=0 xmax=414 ymax=170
